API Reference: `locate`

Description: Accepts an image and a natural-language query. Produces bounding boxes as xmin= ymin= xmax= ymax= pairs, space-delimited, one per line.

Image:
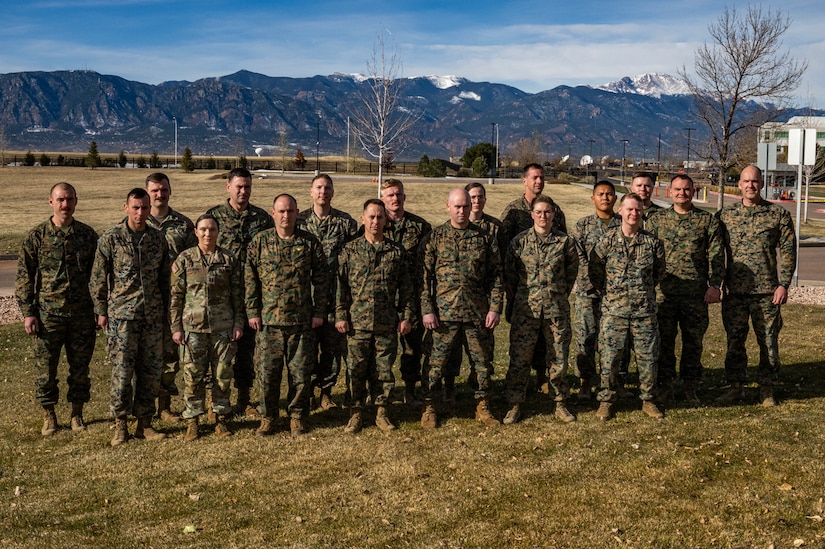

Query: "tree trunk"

xmin=716 ymin=169 xmax=726 ymax=211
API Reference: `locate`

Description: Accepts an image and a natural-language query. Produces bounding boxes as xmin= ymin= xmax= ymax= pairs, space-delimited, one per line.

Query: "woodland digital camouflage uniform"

xmin=591 ymin=227 xmax=665 ymax=403
xmin=16 ymin=218 xmax=98 ymax=407
xmin=206 ymin=200 xmax=274 ymax=393
xmin=716 ymin=200 xmax=796 ymax=386
xmin=646 ymin=206 xmax=724 ymax=384
xmin=245 ymin=228 xmax=328 ymax=420
xmin=90 ymin=221 xmax=170 ymax=419
xmin=170 ymin=245 xmax=244 ymax=419
xmin=500 ymin=195 xmax=567 ymax=243
xmin=336 ymin=236 xmax=414 ymax=407
xmin=383 ymin=212 xmax=431 ymax=386
xmin=420 ymin=221 xmax=503 ymax=400
xmin=569 ymin=213 xmax=621 ymax=385
xmin=147 ymin=207 xmax=197 ymax=398
xmin=504 ymin=227 xmax=578 ymax=404
xmin=297 ymin=206 xmax=358 ymax=395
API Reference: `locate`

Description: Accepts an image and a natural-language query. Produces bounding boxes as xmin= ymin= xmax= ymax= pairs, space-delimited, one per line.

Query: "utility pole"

xmin=620 ymin=139 xmax=629 ymax=183
xmin=685 ymin=127 xmax=695 ymax=174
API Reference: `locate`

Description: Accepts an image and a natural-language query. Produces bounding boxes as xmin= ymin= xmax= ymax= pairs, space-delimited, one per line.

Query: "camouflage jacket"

xmin=646 ymin=206 xmax=725 ymax=298
xmin=500 ymin=195 xmax=567 ymax=245
xmin=205 ymin=200 xmax=274 ymax=265
xmin=297 ymin=206 xmax=358 ymax=321
xmin=245 ymin=228 xmax=328 ymax=326
xmin=716 ymin=200 xmax=796 ymax=295
xmin=420 ymin=222 xmax=503 ymax=323
xmin=336 ymin=236 xmax=414 ymax=332
xmin=170 ymin=245 xmax=244 ymax=334
xmin=384 ymin=211 xmax=431 ymax=309
xmin=570 ymin=213 xmax=621 ymax=298
xmin=90 ymin=221 xmax=170 ymax=320
xmin=505 ymin=227 xmax=578 ymax=319
xmin=147 ymin=207 xmax=197 ymax=262
xmin=16 ymin=218 xmax=98 ymax=318
xmin=472 ymin=212 xmax=506 ymax=253
xmin=592 ymin=228 xmax=665 ymax=318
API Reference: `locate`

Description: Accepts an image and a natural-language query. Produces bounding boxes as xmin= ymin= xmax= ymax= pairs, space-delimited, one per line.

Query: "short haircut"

xmin=311 ymin=173 xmax=333 ymax=186
xmin=523 ymin=163 xmax=543 ymax=176
xmin=273 ymin=193 xmax=297 ymax=208
xmin=465 ymin=181 xmax=486 ymax=196
xmin=145 ymin=172 xmax=170 ymax=188
xmin=531 ymin=194 xmax=555 ymax=209
xmin=593 ymin=180 xmax=615 ymax=194
xmin=195 ymin=213 xmax=219 ymax=230
xmin=619 ymin=192 xmax=643 ymax=206
xmin=363 ymin=198 xmax=385 ymax=212
xmin=381 ymin=178 xmax=404 ymax=192
xmin=50 ymin=182 xmax=76 ymax=197
xmin=671 ymin=174 xmax=695 ymax=187
xmin=631 ymin=172 xmax=656 ymax=186
xmin=227 ymin=167 xmax=252 ymax=182
xmin=127 ymin=187 xmax=149 ymax=201
xmin=742 ymin=165 xmax=763 ymax=181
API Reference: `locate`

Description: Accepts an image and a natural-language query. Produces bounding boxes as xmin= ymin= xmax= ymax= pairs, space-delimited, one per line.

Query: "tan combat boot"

xmin=375 ymin=406 xmax=396 ymax=431
xmin=41 ymin=405 xmax=58 ymax=436
xmin=475 ymin=398 xmax=501 ymax=427
xmin=290 ymin=418 xmax=305 ymax=437
xmin=183 ymin=417 xmax=199 ymax=442
xmin=503 ymin=403 xmax=521 ymax=425
xmin=344 ymin=407 xmax=363 ymax=434
xmin=69 ymin=402 xmax=86 ymax=432
xmin=111 ymin=417 xmax=129 ymax=447
xmin=420 ymin=400 xmax=437 ymax=429
xmin=134 ymin=417 xmax=166 ymax=441
xmin=760 ymin=385 xmax=777 ymax=407
xmin=554 ymin=401 xmax=576 ymax=423
xmin=256 ymin=416 xmax=275 ymax=437
xmin=715 ymin=382 xmax=745 ymax=405
xmin=596 ymin=401 xmax=613 ymax=421
xmin=642 ymin=400 xmax=665 ymax=419
xmin=158 ymin=394 xmax=180 ymax=423
xmin=535 ymin=369 xmax=550 ymax=395
xmin=235 ymin=387 xmax=258 ymax=417
xmin=404 ymin=384 xmax=422 ymax=408
xmin=214 ymin=415 xmax=233 ymax=437
xmin=320 ymin=388 xmax=338 ymax=410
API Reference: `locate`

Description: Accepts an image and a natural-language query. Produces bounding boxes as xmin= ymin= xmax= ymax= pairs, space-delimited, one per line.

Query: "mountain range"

xmin=0 ymin=70 xmax=812 ymax=163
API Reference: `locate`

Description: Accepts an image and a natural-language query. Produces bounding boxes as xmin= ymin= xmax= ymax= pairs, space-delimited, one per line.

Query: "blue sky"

xmin=1 ymin=0 xmax=823 ymax=106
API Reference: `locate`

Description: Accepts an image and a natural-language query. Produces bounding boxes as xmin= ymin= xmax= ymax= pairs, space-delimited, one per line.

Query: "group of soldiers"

xmin=15 ymin=162 xmax=796 ymax=444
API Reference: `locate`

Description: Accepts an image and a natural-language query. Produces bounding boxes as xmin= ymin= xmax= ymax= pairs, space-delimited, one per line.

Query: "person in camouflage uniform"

xmin=380 ymin=179 xmax=431 ymax=406
xmin=503 ymin=195 xmax=578 ymax=425
xmin=646 ymin=174 xmax=724 ymax=406
xmin=630 ymin=171 xmax=663 ymax=223
xmin=206 ymin=167 xmax=274 ymax=417
xmin=441 ymin=182 xmax=505 ymax=402
xmin=569 ymin=180 xmax=621 ymax=401
xmin=90 ymin=188 xmax=170 ymax=446
xmin=715 ymin=165 xmax=796 ymax=407
xmin=246 ymin=194 xmax=328 ymax=437
xmin=170 ymin=214 xmax=244 ymax=441
xmin=500 ymin=163 xmax=567 ymax=394
xmin=16 ymin=182 xmax=98 ymax=436
xmin=591 ymin=193 xmax=666 ymax=421
xmin=335 ymin=199 xmax=415 ymax=433
xmin=145 ymin=172 xmax=197 ymax=423
xmin=419 ymin=188 xmax=504 ymax=428
xmin=297 ymin=174 xmax=358 ymax=411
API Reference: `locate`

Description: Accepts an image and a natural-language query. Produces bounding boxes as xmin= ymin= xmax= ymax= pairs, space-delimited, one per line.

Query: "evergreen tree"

xmin=23 ymin=151 xmax=36 ymax=166
xmin=205 ymin=156 xmax=217 ymax=170
xmin=295 ymin=149 xmax=307 ymax=170
xmin=418 ymin=154 xmax=431 ymax=176
xmin=181 ymin=147 xmax=195 ymax=172
xmin=149 ymin=151 xmax=162 ymax=169
xmin=136 ymin=155 xmax=147 ymax=169
xmin=85 ymin=141 xmax=101 ymax=169
xmin=471 ymin=156 xmax=488 ymax=178
xmin=118 ymin=150 xmax=127 ymax=168
xmin=39 ymin=153 xmax=51 ymax=167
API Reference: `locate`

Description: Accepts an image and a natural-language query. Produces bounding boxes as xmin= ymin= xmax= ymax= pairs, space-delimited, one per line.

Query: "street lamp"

xmin=173 ymin=116 xmax=178 ymax=168
xmin=588 ymin=138 xmax=596 ymax=180
xmin=620 ymin=139 xmax=629 ymax=183
xmin=315 ymin=117 xmax=320 ymax=175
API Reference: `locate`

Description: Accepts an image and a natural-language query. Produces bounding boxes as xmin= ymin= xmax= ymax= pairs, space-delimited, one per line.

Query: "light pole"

xmin=489 ymin=122 xmax=496 ymax=184
xmin=620 ymin=139 xmax=629 ymax=183
xmin=685 ymin=127 xmax=695 ymax=174
xmin=315 ymin=117 xmax=320 ymax=176
xmin=588 ymin=138 xmax=596 ymax=180
xmin=642 ymin=144 xmax=647 ymax=168
xmin=173 ymin=117 xmax=178 ymax=168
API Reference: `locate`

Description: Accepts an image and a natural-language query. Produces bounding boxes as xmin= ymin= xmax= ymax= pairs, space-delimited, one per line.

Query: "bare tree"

xmin=278 ymin=124 xmax=288 ymax=173
xmin=350 ymin=31 xmax=420 ymax=195
xmin=0 ymin=125 xmax=7 ymax=167
xmin=679 ymin=5 xmax=807 ymax=210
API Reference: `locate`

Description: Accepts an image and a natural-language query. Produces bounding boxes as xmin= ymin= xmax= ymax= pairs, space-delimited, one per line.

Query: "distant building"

xmin=759 ymin=117 xmax=825 ymax=148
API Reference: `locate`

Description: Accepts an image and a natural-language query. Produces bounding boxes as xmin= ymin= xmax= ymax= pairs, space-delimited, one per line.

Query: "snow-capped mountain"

xmin=594 ymin=73 xmax=691 ymax=98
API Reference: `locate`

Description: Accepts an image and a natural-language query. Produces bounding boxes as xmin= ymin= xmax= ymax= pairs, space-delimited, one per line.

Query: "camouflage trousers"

xmin=255 ymin=325 xmax=315 ymax=420
xmin=572 ymin=295 xmax=601 ymax=383
xmin=233 ymin=324 xmax=256 ymax=390
xmin=32 ymin=312 xmax=95 ymax=407
xmin=179 ymin=331 xmax=236 ymax=419
xmin=346 ymin=329 xmax=397 ymax=407
xmin=399 ymin=321 xmax=425 ymax=384
xmin=159 ymin=319 xmax=180 ymax=398
xmin=658 ymin=295 xmax=709 ymax=383
xmin=422 ymin=321 xmax=494 ymax=400
xmin=597 ymin=314 xmax=659 ymax=402
xmin=507 ymin=296 xmax=547 ymax=374
xmin=310 ymin=322 xmax=346 ymax=391
xmin=107 ymin=317 xmax=164 ymax=419
xmin=722 ymin=293 xmax=783 ymax=386
xmin=506 ymin=308 xmax=572 ymax=403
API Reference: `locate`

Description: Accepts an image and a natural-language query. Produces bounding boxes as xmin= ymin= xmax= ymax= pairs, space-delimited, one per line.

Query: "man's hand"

xmin=232 ymin=327 xmax=243 ymax=341
xmin=96 ymin=315 xmax=109 ymax=331
xmin=248 ymin=317 xmax=262 ymax=331
xmin=422 ymin=313 xmax=439 ymax=330
xmin=772 ymin=285 xmax=788 ymax=305
xmin=704 ymin=286 xmax=722 ymax=304
xmin=172 ymin=331 xmax=185 ymax=345
xmin=24 ymin=316 xmax=40 ymax=335
xmin=398 ymin=320 xmax=412 ymax=335
xmin=335 ymin=320 xmax=350 ymax=334
xmin=485 ymin=311 xmax=501 ymax=329
xmin=311 ymin=317 xmax=325 ymax=329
